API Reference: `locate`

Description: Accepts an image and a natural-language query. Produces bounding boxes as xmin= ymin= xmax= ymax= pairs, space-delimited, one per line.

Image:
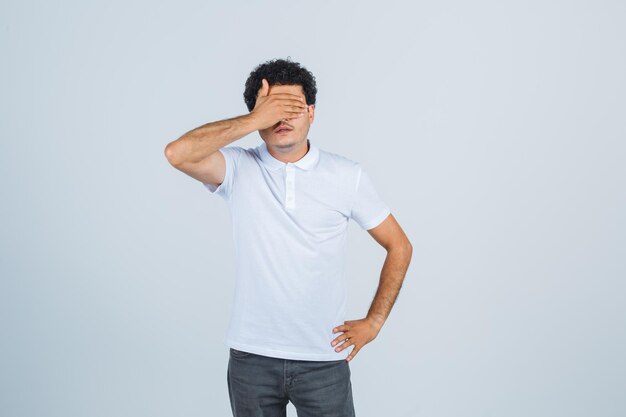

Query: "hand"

xmin=331 ymin=317 xmax=382 ymax=362
xmin=249 ymin=78 xmax=308 ymax=130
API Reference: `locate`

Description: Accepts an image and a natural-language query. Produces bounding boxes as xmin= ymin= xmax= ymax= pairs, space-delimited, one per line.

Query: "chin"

xmin=273 ymin=134 xmax=296 ymax=141
xmin=275 ymin=137 xmax=301 ymax=148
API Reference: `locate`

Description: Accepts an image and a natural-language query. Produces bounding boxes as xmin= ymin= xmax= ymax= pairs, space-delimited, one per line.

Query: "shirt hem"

xmin=225 ymin=339 xmax=350 ymax=361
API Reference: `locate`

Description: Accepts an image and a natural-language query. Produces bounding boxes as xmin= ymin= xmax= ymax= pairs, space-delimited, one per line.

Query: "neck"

xmin=267 ymin=139 xmax=310 ymax=163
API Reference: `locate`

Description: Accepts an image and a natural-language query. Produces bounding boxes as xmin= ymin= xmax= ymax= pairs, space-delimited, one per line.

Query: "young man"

xmin=164 ymin=58 xmax=412 ymax=417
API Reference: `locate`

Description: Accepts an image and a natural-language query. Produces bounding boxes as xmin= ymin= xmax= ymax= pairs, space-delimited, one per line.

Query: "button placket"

xmin=285 ymin=164 xmax=296 ymax=209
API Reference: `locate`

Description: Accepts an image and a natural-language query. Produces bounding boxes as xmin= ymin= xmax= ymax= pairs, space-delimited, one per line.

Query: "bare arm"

xmin=163 ymin=78 xmax=307 ymax=186
xmin=365 ymin=214 xmax=413 ymax=329
xmin=164 ymin=113 xmax=259 ymax=166
xmin=163 ymin=114 xmax=260 ymax=186
xmin=331 ymin=214 xmax=412 ymax=361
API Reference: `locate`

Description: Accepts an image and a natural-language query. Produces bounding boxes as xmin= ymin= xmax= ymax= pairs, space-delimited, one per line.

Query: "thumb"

xmin=257 ymin=78 xmax=269 ymax=98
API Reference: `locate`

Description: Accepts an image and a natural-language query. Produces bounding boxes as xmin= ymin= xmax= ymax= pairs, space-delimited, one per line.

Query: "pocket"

xmin=230 ymin=348 xmax=253 ymax=358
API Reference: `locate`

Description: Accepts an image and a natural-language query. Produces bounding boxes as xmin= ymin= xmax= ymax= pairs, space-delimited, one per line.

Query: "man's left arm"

xmin=331 ymin=213 xmax=413 ymax=361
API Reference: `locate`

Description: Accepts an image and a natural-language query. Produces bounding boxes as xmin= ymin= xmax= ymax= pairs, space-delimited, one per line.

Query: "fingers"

xmin=270 ymin=94 xmax=306 ymax=104
xmin=270 ymin=92 xmax=305 ymax=101
xmin=332 ymin=333 xmax=358 ymax=362
xmin=346 ymin=346 xmax=360 ymax=362
xmin=264 ymin=95 xmax=306 ymax=118
xmin=281 ymin=102 xmax=308 ymax=120
xmin=331 ymin=324 xmax=352 ymax=350
xmin=253 ymin=81 xmax=310 ymax=123
xmin=333 ymin=325 xmax=347 ymax=333
xmin=256 ymin=79 xmax=308 ymax=110
xmin=331 ymin=320 xmax=369 ymax=362
xmin=275 ymin=97 xmax=307 ymax=110
xmin=332 ymin=336 xmax=353 ymax=353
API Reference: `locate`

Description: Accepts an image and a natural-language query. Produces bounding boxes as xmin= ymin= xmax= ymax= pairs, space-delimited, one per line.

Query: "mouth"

xmin=274 ymin=125 xmax=293 ymax=134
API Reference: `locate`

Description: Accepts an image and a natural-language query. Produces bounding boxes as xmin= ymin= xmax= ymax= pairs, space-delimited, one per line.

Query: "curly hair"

xmin=243 ymin=57 xmax=317 ymax=112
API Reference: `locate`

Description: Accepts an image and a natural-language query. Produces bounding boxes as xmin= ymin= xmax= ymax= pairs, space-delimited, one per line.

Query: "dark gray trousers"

xmin=227 ymin=348 xmax=356 ymax=417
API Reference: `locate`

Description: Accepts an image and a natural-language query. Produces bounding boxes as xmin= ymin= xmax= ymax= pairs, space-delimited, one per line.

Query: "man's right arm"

xmin=165 ymin=79 xmax=307 ymax=187
xmin=163 ymin=114 xmax=260 ymax=188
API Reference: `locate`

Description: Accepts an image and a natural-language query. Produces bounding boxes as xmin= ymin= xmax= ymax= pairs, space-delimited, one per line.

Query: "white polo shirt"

xmin=203 ymin=138 xmax=391 ymax=361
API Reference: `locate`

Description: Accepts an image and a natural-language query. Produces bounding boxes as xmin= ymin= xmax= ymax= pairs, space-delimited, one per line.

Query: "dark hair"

xmin=243 ymin=57 xmax=317 ymax=112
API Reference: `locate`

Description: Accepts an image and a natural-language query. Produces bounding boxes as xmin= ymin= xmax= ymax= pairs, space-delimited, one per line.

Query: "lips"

xmin=274 ymin=125 xmax=293 ymax=133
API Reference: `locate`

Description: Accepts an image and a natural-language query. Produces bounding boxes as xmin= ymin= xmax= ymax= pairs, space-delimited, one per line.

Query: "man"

xmin=164 ymin=58 xmax=412 ymax=417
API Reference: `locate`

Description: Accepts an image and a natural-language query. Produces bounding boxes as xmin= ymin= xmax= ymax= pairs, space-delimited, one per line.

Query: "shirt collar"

xmin=258 ymin=139 xmax=319 ymax=171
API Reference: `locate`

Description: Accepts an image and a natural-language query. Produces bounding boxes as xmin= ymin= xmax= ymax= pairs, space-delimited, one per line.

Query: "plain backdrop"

xmin=1 ymin=1 xmax=625 ymax=416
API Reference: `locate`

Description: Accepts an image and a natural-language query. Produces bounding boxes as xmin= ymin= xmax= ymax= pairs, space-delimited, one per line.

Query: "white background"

xmin=1 ymin=1 xmax=624 ymax=416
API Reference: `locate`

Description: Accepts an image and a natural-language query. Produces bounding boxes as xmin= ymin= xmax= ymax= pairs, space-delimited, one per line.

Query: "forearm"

xmin=366 ymin=244 xmax=412 ymax=329
xmin=165 ymin=113 xmax=260 ymax=165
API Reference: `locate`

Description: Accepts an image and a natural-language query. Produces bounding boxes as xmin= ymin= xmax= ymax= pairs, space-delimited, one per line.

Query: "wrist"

xmin=367 ymin=314 xmax=386 ymax=329
xmin=243 ymin=112 xmax=262 ymax=131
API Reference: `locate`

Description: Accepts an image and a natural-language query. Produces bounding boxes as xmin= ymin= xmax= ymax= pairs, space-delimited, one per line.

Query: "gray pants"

xmin=227 ymin=348 xmax=356 ymax=417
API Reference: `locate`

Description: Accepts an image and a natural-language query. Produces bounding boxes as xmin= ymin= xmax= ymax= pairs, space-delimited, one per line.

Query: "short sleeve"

xmin=202 ymin=146 xmax=245 ymax=200
xmin=350 ymin=165 xmax=391 ymax=230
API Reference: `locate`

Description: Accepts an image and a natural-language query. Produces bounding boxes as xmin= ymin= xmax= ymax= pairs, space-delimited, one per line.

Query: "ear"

xmin=308 ymin=104 xmax=315 ymax=123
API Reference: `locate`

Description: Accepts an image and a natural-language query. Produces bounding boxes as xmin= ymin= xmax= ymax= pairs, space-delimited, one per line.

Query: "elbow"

xmin=405 ymin=240 xmax=413 ymax=259
xmin=400 ymin=239 xmax=413 ymax=261
xmin=401 ymin=241 xmax=413 ymax=271
xmin=388 ymin=239 xmax=412 ymax=258
xmin=164 ymin=142 xmax=181 ymax=166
